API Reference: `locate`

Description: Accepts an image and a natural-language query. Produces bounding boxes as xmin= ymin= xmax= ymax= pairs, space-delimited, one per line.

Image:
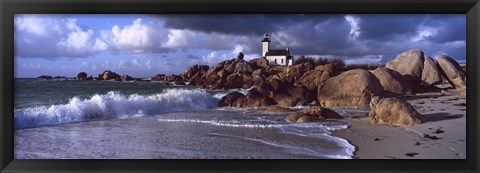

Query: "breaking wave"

xmin=14 ymin=89 xmax=219 ymax=129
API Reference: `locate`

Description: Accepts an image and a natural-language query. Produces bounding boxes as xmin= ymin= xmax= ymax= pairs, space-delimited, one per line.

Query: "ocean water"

xmin=14 ymin=78 xmax=355 ymax=159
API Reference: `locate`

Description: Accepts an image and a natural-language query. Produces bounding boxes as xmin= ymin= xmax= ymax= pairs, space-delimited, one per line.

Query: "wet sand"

xmin=332 ymin=91 xmax=466 ymax=159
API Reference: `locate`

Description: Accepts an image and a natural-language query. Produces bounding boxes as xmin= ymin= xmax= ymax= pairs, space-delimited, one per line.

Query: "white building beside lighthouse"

xmin=262 ymin=33 xmax=293 ymax=66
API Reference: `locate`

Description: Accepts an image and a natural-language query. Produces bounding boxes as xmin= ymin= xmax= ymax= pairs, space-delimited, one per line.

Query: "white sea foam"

xmin=158 ymin=118 xmax=284 ymax=128
xmin=212 ymin=87 xmax=253 ymax=99
xmin=14 ymin=89 xmax=219 ymax=129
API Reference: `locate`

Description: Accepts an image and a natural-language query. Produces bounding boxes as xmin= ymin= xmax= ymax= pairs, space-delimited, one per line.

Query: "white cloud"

xmin=162 ymin=29 xmax=236 ymax=50
xmin=103 ymin=18 xmax=167 ymax=54
xmin=163 ymin=29 xmax=197 ymax=48
xmin=345 ymin=15 xmax=361 ymax=40
xmin=411 ymin=25 xmax=438 ymax=42
xmin=15 ymin=15 xmax=107 ymax=58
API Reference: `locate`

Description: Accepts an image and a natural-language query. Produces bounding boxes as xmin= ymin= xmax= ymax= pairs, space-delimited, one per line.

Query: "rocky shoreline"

xmin=39 ymin=49 xmax=466 ymax=127
xmin=163 ymin=49 xmax=465 ymax=127
xmin=35 ymin=48 xmax=466 ymax=159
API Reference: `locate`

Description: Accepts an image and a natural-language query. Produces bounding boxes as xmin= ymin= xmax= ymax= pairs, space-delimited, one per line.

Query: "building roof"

xmin=265 ymin=49 xmax=290 ymax=56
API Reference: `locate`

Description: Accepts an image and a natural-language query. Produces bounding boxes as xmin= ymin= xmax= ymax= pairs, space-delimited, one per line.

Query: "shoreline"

xmin=332 ymin=92 xmax=466 ymax=159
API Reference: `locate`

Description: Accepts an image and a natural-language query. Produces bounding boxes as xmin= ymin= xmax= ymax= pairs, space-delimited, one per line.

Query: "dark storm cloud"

xmin=422 ymin=15 xmax=466 ymax=44
xmin=156 ymin=14 xmax=341 ymax=35
xmin=154 ymin=14 xmax=466 ymax=61
xmin=357 ymin=14 xmax=420 ymax=41
xmin=187 ymin=54 xmax=200 ymax=59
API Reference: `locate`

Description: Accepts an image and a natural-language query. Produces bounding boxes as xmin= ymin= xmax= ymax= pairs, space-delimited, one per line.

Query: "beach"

xmin=333 ymin=91 xmax=466 ymax=159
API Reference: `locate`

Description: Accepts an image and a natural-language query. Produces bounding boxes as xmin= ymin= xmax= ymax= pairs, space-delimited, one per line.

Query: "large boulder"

xmin=225 ymin=73 xmax=244 ymax=89
xmin=317 ymin=69 xmax=383 ymax=106
xmin=273 ymin=94 xmax=302 ymax=107
xmin=300 ymin=106 xmax=342 ymax=119
xmin=219 ymin=89 xmax=276 ymax=108
xmin=287 ymin=61 xmax=314 ymax=78
xmin=369 ymin=96 xmax=423 ymax=126
xmin=234 ymin=61 xmax=254 ymax=74
xmin=236 ymin=52 xmax=244 ymax=60
xmin=252 ymin=71 xmax=266 ymax=85
xmin=249 ymin=58 xmax=269 ymax=69
xmin=76 ymin=72 xmax=88 ymax=80
xmin=386 ymin=49 xmax=425 ymax=82
xmin=435 ymin=55 xmax=466 ymax=89
xmin=203 ymin=61 xmax=228 ymax=83
xmin=285 ymin=106 xmax=342 ymax=123
xmin=218 ymin=92 xmax=245 ymax=107
xmin=241 ymin=89 xmax=276 ymax=108
xmin=371 ymin=67 xmax=413 ymax=96
xmin=421 ymin=55 xmax=443 ymax=86
xmin=182 ymin=64 xmax=209 ymax=79
xmin=296 ymin=64 xmax=334 ymax=91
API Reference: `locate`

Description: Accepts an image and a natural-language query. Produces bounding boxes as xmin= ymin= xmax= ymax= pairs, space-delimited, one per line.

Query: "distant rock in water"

xmin=435 ymin=55 xmax=466 ymax=90
xmin=369 ymin=96 xmax=423 ymax=126
xmin=317 ymin=69 xmax=383 ymax=106
xmin=53 ymin=76 xmax=68 ymax=80
xmin=38 ymin=75 xmax=52 ymax=80
xmin=121 ymin=75 xmax=134 ymax=81
xmin=386 ymin=49 xmax=425 ymax=83
xmin=100 ymin=70 xmax=121 ymax=81
xmin=76 ymin=72 xmax=88 ymax=80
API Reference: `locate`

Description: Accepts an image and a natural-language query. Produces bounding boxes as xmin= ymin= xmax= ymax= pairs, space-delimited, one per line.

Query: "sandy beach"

xmin=333 ymin=91 xmax=466 ymax=159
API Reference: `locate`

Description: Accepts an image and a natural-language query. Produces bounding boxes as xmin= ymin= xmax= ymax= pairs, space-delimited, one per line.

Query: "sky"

xmin=14 ymin=14 xmax=466 ymax=78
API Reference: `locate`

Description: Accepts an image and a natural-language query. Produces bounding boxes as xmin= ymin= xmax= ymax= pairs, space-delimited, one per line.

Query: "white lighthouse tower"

xmin=262 ymin=33 xmax=270 ymax=57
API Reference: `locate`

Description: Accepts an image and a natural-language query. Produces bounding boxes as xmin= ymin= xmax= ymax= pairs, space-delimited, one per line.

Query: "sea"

xmin=14 ymin=78 xmax=356 ymax=159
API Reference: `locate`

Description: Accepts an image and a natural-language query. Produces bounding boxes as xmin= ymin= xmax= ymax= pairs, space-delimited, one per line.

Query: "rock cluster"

xmin=73 ymin=70 xmax=134 ymax=81
xmin=285 ymin=106 xmax=342 ymax=123
xmin=65 ymin=49 xmax=464 ymax=126
xmin=385 ymin=49 xmax=465 ymax=91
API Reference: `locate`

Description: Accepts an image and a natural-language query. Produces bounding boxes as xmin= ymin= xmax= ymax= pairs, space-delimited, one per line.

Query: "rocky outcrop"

xmin=121 ymin=75 xmax=133 ymax=81
xmin=435 ymin=55 xmax=466 ymax=89
xmin=317 ymin=69 xmax=383 ymax=106
xmin=371 ymin=67 xmax=413 ymax=96
xmin=218 ymin=92 xmax=245 ymax=107
xmin=236 ymin=52 xmax=244 ymax=60
xmin=369 ymin=96 xmax=423 ymax=126
xmin=249 ymin=57 xmax=269 ymax=70
xmin=181 ymin=65 xmax=209 ymax=79
xmin=386 ymin=49 xmax=425 ymax=82
xmin=421 ymin=55 xmax=443 ymax=86
xmin=76 ymin=72 xmax=88 ymax=80
xmin=53 ymin=76 xmax=68 ymax=80
xmin=285 ymin=106 xmax=342 ymax=123
xmin=287 ymin=61 xmax=315 ymax=79
xmin=218 ymin=89 xmax=276 ymax=108
xmin=100 ymin=70 xmax=121 ymax=81
xmin=295 ymin=64 xmax=334 ymax=91
xmin=38 ymin=75 xmax=53 ymax=80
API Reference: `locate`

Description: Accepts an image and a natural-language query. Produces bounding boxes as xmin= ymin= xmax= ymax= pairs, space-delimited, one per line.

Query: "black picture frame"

xmin=1 ymin=0 xmax=479 ymax=172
